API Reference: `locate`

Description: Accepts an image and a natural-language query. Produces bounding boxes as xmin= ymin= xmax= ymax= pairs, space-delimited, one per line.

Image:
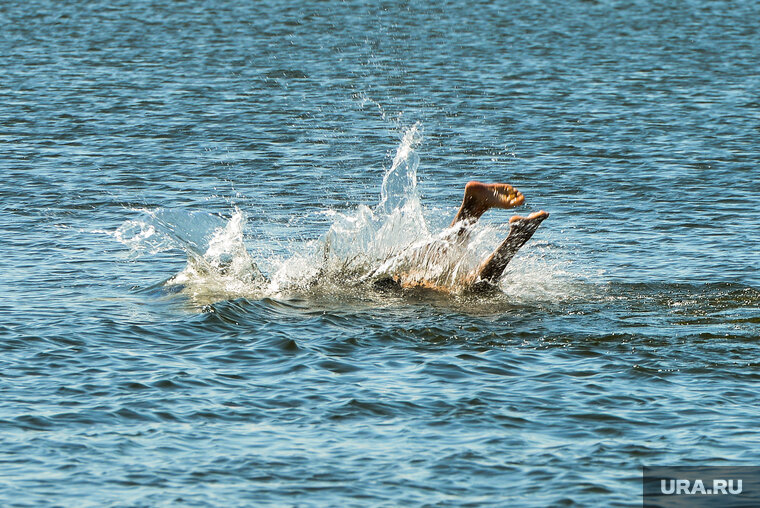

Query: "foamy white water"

xmin=116 ymin=124 xmax=569 ymax=304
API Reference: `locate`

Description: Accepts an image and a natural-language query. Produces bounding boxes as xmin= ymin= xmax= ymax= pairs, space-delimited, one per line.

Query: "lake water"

xmin=2 ymin=0 xmax=759 ymax=506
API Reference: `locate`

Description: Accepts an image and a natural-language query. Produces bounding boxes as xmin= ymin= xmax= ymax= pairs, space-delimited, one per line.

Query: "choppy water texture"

xmin=2 ymin=0 xmax=759 ymax=506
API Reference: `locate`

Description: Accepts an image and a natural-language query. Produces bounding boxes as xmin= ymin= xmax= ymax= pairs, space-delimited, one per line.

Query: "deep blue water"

xmin=2 ymin=0 xmax=759 ymax=506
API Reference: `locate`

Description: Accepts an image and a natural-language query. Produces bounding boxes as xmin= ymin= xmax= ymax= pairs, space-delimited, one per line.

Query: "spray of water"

xmin=116 ymin=124 xmax=574 ymax=305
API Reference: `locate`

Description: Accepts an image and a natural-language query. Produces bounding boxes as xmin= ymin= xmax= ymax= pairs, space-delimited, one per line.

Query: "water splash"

xmin=116 ymin=208 xmax=266 ymax=301
xmin=377 ymin=122 xmax=422 ymax=215
xmin=116 ymin=124 xmax=572 ymax=305
xmin=282 ymin=122 xmax=430 ymax=288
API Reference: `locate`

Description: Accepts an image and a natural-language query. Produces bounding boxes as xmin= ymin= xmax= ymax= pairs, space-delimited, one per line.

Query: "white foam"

xmin=115 ymin=124 xmax=579 ymax=305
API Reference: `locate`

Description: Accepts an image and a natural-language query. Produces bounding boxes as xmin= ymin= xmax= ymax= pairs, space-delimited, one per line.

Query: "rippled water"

xmin=2 ymin=0 xmax=759 ymax=506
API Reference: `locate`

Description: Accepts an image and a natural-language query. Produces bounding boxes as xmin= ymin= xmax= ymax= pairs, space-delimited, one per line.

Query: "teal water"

xmin=2 ymin=1 xmax=759 ymax=506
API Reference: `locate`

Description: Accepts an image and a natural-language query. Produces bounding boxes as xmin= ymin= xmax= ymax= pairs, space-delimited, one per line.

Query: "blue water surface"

xmin=2 ymin=0 xmax=759 ymax=506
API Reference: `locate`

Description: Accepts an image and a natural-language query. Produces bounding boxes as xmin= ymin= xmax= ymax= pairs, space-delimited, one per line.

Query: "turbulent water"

xmin=2 ymin=0 xmax=759 ymax=506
